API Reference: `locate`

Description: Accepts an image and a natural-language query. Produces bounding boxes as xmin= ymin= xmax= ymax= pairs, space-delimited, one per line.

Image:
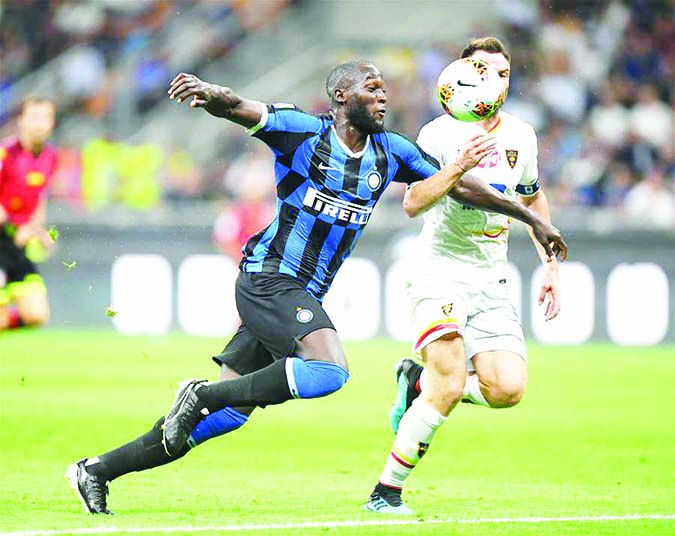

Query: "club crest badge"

xmin=441 ymin=303 xmax=453 ymax=317
xmin=296 ymin=307 xmax=314 ymax=323
xmin=505 ymin=149 xmax=518 ymax=169
xmin=417 ymin=441 xmax=429 ymax=458
xmin=366 ymin=171 xmax=382 ymax=191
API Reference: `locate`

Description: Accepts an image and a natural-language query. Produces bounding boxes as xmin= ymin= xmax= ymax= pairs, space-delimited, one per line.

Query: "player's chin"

xmin=370 ymin=117 xmax=385 ymax=133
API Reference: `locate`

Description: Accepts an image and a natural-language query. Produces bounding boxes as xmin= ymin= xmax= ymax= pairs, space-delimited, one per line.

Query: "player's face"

xmin=469 ymin=50 xmax=511 ymax=103
xmin=345 ymin=67 xmax=387 ymax=134
xmin=18 ymin=102 xmax=56 ymax=145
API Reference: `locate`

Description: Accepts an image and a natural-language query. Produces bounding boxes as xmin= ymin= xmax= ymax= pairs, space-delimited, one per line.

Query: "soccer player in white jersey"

xmin=365 ymin=37 xmax=567 ymax=514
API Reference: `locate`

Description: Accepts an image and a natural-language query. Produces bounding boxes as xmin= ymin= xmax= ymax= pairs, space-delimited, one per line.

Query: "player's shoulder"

xmin=419 ymin=114 xmax=478 ymax=137
xmin=258 ymin=103 xmax=332 ymax=139
xmin=378 ymin=129 xmax=423 ymax=154
xmin=268 ymin=103 xmax=330 ymax=126
xmin=499 ymin=111 xmax=536 ymax=138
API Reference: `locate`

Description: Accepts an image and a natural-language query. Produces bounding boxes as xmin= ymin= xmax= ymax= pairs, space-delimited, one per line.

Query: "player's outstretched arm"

xmin=168 ymin=73 xmax=262 ymax=129
xmin=452 ymin=177 xmax=568 ymax=261
xmin=403 ymin=133 xmax=496 ymax=217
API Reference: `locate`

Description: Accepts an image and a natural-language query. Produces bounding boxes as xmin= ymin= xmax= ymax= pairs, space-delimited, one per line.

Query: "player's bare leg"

xmin=366 ymin=334 xmax=465 ymax=514
xmin=472 ymin=351 xmax=527 ymax=408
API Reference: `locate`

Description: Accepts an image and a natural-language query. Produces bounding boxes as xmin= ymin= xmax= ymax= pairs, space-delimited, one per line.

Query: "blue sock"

xmin=187 ymin=406 xmax=249 ymax=448
xmin=285 ymin=358 xmax=350 ymax=399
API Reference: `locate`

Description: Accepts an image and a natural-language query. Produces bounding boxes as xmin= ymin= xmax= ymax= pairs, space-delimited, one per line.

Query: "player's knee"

xmin=484 ymin=379 xmax=526 ymax=408
xmin=296 ymin=328 xmax=349 ymax=372
xmin=438 ymin=377 xmax=465 ymax=410
xmin=421 ymin=335 xmax=466 ymax=412
xmin=423 ymin=369 xmax=465 ymax=415
xmin=287 ymin=357 xmax=350 ymax=399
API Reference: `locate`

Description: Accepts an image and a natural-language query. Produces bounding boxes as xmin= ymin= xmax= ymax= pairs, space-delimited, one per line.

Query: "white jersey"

xmin=412 ymin=111 xmax=540 ymax=281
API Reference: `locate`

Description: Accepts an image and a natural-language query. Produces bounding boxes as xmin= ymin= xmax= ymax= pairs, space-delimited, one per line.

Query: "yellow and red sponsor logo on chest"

xmin=476 ymin=149 xmax=502 ymax=169
xmin=0 ymin=147 xmax=6 ymax=161
xmin=26 ymin=171 xmax=45 ymax=186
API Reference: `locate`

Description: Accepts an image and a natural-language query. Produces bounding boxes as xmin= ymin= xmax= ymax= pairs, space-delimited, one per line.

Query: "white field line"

xmin=2 ymin=514 xmax=675 ymax=536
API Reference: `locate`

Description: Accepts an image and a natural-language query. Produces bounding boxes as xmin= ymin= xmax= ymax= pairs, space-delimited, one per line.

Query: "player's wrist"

xmin=544 ymin=257 xmax=559 ymax=270
xmin=454 ymin=159 xmax=468 ymax=174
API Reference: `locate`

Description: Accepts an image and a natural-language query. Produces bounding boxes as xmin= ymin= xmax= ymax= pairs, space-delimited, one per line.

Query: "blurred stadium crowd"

xmin=0 ymin=0 xmax=673 ymax=231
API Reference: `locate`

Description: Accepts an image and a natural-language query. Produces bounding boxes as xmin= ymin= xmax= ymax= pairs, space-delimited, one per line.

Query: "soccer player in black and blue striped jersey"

xmin=66 ymin=61 xmax=565 ymax=514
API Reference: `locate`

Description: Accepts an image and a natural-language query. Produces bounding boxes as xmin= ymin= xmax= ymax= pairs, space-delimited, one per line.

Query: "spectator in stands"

xmin=627 ymin=84 xmax=672 ymax=153
xmin=624 ymin=167 xmax=674 ymax=228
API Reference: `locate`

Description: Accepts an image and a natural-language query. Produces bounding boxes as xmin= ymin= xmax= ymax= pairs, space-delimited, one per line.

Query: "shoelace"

xmin=183 ymin=393 xmax=207 ymax=429
xmin=373 ymin=488 xmax=403 ymax=507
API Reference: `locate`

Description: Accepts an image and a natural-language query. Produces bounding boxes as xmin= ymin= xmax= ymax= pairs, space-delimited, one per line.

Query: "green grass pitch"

xmin=0 ymin=330 xmax=673 ymax=535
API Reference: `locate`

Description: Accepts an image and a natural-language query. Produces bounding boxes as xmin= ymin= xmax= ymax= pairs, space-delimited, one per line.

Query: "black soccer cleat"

xmin=162 ymin=378 xmax=209 ymax=456
xmin=388 ymin=358 xmax=423 ymax=433
xmin=364 ymin=483 xmax=414 ymax=515
xmin=65 ymin=459 xmax=113 ymax=515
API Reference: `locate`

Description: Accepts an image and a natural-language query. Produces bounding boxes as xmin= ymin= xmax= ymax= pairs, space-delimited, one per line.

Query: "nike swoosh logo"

xmin=317 ymin=162 xmax=340 ymax=172
xmin=457 ymin=80 xmax=477 ymax=87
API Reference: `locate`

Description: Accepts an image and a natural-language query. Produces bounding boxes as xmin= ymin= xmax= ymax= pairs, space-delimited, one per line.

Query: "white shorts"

xmin=408 ymin=276 xmax=526 ymax=372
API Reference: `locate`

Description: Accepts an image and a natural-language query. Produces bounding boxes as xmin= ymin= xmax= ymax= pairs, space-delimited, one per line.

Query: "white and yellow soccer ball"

xmin=436 ymin=58 xmax=504 ymax=122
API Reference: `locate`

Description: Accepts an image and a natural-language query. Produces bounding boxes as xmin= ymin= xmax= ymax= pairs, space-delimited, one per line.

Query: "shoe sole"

xmin=65 ymin=463 xmax=92 ymax=514
xmin=364 ymin=501 xmax=414 ymax=515
xmin=162 ymin=378 xmax=202 ymax=456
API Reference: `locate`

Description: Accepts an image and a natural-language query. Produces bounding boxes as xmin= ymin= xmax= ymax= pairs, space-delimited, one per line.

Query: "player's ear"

xmin=333 ymin=88 xmax=347 ymax=106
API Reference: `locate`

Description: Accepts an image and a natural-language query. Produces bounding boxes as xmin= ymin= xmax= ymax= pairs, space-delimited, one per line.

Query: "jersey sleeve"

xmin=515 ymin=126 xmax=541 ymax=196
xmin=389 ymin=132 xmax=441 ymax=185
xmin=246 ymin=102 xmax=323 ymax=157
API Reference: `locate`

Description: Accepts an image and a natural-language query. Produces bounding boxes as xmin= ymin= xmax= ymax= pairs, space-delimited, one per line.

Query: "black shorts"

xmin=213 ymin=271 xmax=335 ymax=375
xmin=0 ymin=225 xmax=38 ymax=284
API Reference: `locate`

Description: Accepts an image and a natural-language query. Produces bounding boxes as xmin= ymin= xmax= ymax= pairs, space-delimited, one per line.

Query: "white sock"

xmin=462 ymin=373 xmax=489 ymax=407
xmin=378 ymin=399 xmax=446 ymax=489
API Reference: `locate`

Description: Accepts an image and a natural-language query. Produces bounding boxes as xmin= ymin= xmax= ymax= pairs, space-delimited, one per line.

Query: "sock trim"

xmin=391 ymin=448 xmax=415 ymax=468
xmin=378 ymin=481 xmax=402 ymax=491
xmin=463 ymin=373 xmax=489 ymax=406
xmin=285 ymin=358 xmax=300 ymax=398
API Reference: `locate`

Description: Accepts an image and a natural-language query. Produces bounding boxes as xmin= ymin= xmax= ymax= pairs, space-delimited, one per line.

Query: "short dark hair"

xmin=19 ymin=95 xmax=56 ymax=115
xmin=325 ymin=61 xmax=375 ymax=111
xmin=460 ymin=37 xmax=511 ymax=63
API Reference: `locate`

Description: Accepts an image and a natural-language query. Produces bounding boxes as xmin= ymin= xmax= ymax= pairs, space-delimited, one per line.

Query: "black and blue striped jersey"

xmin=240 ymin=102 xmax=440 ymax=300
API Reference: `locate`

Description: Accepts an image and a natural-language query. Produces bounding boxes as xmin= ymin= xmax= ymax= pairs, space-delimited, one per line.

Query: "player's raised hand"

xmin=456 ymin=133 xmax=497 ymax=172
xmin=168 ymin=73 xmax=239 ymax=117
